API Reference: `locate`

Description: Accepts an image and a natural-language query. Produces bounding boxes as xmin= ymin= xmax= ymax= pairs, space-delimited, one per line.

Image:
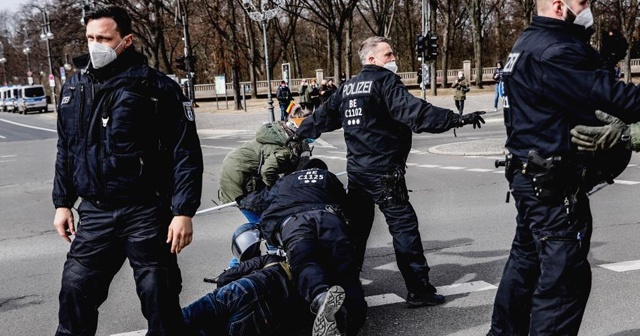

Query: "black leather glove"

xmin=601 ymin=30 xmax=629 ymax=65
xmin=459 ymin=111 xmax=486 ymax=129
xmin=284 ymin=134 xmax=301 ymax=147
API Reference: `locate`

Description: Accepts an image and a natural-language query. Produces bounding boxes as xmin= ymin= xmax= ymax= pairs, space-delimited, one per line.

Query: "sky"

xmin=0 ymin=0 xmax=27 ymax=13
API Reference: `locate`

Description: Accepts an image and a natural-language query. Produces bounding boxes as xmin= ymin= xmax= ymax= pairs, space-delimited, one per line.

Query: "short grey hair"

xmin=359 ymin=36 xmax=392 ymax=65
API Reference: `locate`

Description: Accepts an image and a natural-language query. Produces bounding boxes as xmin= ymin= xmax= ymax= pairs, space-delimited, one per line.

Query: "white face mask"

xmin=89 ymin=38 xmax=125 ymax=69
xmin=383 ymin=60 xmax=398 ymax=74
xmin=562 ymin=1 xmax=594 ymax=29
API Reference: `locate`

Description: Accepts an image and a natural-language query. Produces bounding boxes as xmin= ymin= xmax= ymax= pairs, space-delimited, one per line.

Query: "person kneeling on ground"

xmin=237 ymin=159 xmax=367 ymax=336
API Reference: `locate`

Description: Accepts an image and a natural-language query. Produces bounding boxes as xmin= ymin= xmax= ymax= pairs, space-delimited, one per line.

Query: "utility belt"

xmin=496 ymin=150 xmax=577 ymax=203
xmin=276 ymin=204 xmax=347 ymax=245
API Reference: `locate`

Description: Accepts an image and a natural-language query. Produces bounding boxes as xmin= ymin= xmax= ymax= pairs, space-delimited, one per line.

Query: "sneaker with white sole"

xmin=312 ymin=285 xmax=345 ymax=336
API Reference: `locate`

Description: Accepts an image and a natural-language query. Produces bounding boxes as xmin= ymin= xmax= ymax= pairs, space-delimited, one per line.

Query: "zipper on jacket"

xmin=77 ymin=86 xmax=85 ymax=135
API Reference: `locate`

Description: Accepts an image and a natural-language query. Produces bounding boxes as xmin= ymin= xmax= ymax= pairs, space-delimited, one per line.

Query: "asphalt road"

xmin=1 ymin=94 xmax=640 ymax=336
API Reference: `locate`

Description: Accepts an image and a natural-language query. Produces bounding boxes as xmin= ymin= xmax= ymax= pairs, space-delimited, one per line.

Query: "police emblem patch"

xmin=61 ymin=96 xmax=71 ymax=104
xmin=183 ymin=101 xmax=195 ymax=121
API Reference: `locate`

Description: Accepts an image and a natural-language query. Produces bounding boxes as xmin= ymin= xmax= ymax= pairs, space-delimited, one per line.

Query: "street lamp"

xmin=23 ymin=28 xmax=32 ymax=84
xmin=0 ymin=42 xmax=7 ymax=85
xmin=242 ymin=0 xmax=285 ymax=122
xmin=40 ymin=7 xmax=57 ymax=113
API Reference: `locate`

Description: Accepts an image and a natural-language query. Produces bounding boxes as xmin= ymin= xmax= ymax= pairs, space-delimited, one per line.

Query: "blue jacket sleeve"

xmin=161 ymin=80 xmax=204 ymax=217
xmin=540 ymin=43 xmax=640 ymax=125
xmin=52 ymin=86 xmax=78 ymax=208
xmin=296 ymin=89 xmax=343 ymax=139
xmin=381 ymin=74 xmax=460 ymax=133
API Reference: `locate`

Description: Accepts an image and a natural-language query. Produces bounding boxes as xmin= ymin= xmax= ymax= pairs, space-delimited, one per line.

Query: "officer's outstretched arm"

xmin=458 ymin=111 xmax=486 ymax=129
xmin=570 ymin=110 xmax=637 ymax=151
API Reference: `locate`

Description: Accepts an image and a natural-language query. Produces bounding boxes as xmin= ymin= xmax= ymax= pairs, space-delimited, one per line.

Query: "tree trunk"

xmin=345 ymin=15 xmax=353 ymax=79
xmin=244 ymin=17 xmax=258 ymax=99
xmin=429 ymin=0 xmax=437 ymax=95
xmin=292 ymin=33 xmax=302 ymax=78
xmin=470 ymin=0 xmax=483 ymax=88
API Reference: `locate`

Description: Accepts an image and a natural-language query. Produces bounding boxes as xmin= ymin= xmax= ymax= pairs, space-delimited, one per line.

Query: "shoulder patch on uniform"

xmin=504 ymin=53 xmax=520 ymax=73
xmin=61 ymin=96 xmax=71 ymax=105
xmin=183 ymin=101 xmax=195 ymax=121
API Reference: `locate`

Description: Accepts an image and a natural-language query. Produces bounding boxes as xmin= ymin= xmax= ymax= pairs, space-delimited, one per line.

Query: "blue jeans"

xmin=494 ymin=83 xmax=502 ymax=108
xmin=280 ymin=104 xmax=287 ymax=121
xmin=182 ymin=278 xmax=275 ymax=336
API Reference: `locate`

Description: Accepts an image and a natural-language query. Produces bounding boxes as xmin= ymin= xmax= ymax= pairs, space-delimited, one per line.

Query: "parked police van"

xmin=2 ymin=86 xmax=20 ymax=112
xmin=16 ymin=85 xmax=47 ymax=114
xmin=0 ymin=87 xmax=8 ymax=112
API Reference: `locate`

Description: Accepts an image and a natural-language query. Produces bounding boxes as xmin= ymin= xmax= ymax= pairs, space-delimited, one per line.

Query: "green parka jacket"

xmin=219 ymin=121 xmax=302 ymax=203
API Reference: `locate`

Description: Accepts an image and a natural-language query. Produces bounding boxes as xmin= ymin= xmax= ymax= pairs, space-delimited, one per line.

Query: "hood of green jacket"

xmin=255 ymin=121 xmax=291 ymax=145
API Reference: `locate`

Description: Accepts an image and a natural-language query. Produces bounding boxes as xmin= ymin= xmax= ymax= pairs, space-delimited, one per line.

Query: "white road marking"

xmin=0 ymin=135 xmax=5 ymax=139
xmin=312 ymin=155 xmax=346 ymax=161
xmin=0 ymin=160 xmax=16 ymax=163
xmin=373 ymin=262 xmax=399 ymax=271
xmin=201 ymin=144 xmax=237 ymax=150
xmin=435 ymin=281 xmax=497 ymax=296
xmin=1 ymin=155 xmax=17 ymax=158
xmin=613 ymin=179 xmax=640 ymax=185
xmin=417 ymin=164 xmax=441 ymax=168
xmin=312 ymin=138 xmax=336 ymax=148
xmin=467 ymin=168 xmax=495 ymax=172
xmin=0 ymin=118 xmax=56 ymax=132
xmin=111 ymin=331 xmax=146 ymax=336
xmin=360 ymin=278 xmax=373 ymax=285
xmin=365 ymin=293 xmax=405 ymax=308
xmin=441 ymin=166 xmax=465 ymax=170
xmin=599 ymin=260 xmax=640 ymax=272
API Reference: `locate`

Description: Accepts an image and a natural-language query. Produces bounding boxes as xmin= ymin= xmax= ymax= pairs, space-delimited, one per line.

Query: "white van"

xmin=16 ymin=85 xmax=47 ymax=114
xmin=0 ymin=87 xmax=8 ymax=112
xmin=5 ymin=86 xmax=20 ymax=113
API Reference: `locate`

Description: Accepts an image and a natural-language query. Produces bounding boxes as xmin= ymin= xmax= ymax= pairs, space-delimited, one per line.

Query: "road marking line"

xmin=312 ymin=155 xmax=346 ymax=161
xmin=313 ymin=138 xmax=336 ymax=148
xmin=436 ymin=281 xmax=497 ymax=296
xmin=200 ymin=145 xmax=237 ymax=150
xmin=441 ymin=166 xmax=465 ymax=170
xmin=365 ymin=293 xmax=405 ymax=307
xmin=417 ymin=164 xmax=441 ymax=168
xmin=613 ymin=180 xmax=640 ymax=185
xmin=599 ymin=260 xmax=640 ymax=272
xmin=0 ymin=118 xmax=56 ymax=132
xmin=0 ymin=160 xmax=16 ymax=163
xmin=111 ymin=331 xmax=146 ymax=336
xmin=1 ymin=155 xmax=17 ymax=158
xmin=0 ymin=135 xmax=5 ymax=139
xmin=467 ymin=168 xmax=495 ymax=172
xmin=360 ymin=278 xmax=373 ymax=285
xmin=373 ymin=262 xmax=399 ymax=271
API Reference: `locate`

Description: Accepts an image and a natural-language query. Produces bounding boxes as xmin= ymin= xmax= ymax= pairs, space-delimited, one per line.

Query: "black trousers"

xmin=455 ymin=99 xmax=465 ymax=114
xmin=280 ymin=209 xmax=366 ymax=335
xmin=347 ymin=170 xmax=432 ymax=294
xmin=56 ymin=201 xmax=184 ymax=336
xmin=489 ymin=172 xmax=592 ymax=336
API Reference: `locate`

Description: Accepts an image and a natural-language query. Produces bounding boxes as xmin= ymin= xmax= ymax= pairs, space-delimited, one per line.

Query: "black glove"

xmin=284 ymin=134 xmax=301 ymax=147
xmin=601 ymin=30 xmax=629 ymax=65
xmin=459 ymin=111 xmax=486 ymax=129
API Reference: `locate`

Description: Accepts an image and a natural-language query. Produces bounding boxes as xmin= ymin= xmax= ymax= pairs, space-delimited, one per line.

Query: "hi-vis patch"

xmin=183 ymin=101 xmax=195 ymax=121
xmin=61 ymin=96 xmax=71 ymax=105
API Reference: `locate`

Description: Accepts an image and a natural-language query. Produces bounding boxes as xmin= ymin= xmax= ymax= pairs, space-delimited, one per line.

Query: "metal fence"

xmin=195 ymin=59 xmax=640 ymax=99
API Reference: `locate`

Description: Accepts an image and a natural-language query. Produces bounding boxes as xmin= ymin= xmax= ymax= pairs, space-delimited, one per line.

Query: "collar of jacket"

xmin=531 ymin=15 xmax=595 ymax=43
xmin=73 ymin=47 xmax=148 ymax=82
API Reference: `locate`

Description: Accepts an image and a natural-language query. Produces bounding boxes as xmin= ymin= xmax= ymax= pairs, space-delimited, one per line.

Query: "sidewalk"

xmin=193 ymin=90 xmax=507 ymax=156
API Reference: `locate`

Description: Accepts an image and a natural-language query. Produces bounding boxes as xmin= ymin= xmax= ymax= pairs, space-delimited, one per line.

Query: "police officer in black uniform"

xmin=52 ymin=6 xmax=203 ymax=335
xmin=293 ymin=36 xmax=485 ymax=308
xmin=238 ymin=159 xmax=366 ymax=336
xmin=487 ymin=1 xmax=640 ymax=335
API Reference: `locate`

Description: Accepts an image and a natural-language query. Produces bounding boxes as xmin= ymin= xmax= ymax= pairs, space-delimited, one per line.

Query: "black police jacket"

xmin=238 ymin=168 xmax=347 ymax=245
xmin=52 ymin=48 xmax=203 ymax=216
xmin=297 ymin=65 xmax=460 ymax=173
xmin=504 ymin=16 xmax=640 ymax=161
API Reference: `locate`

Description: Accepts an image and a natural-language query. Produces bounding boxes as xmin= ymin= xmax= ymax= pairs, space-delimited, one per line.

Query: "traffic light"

xmin=176 ymin=55 xmax=186 ymax=71
xmin=416 ymin=34 xmax=425 ymax=59
xmin=186 ymin=55 xmax=196 ymax=71
xmin=425 ymin=32 xmax=439 ymax=61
